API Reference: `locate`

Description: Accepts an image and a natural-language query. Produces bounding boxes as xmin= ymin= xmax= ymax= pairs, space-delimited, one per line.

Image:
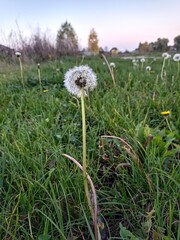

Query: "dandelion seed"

xmin=161 ymin=111 xmax=171 ymax=116
xmin=64 ymin=65 xmax=97 ymax=97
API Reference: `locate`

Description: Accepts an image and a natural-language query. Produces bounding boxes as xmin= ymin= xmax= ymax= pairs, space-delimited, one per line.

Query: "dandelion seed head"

xmin=110 ymin=62 xmax=116 ymax=68
xmin=146 ymin=66 xmax=151 ymax=71
xmin=162 ymin=52 xmax=170 ymax=59
xmin=15 ymin=52 xmax=21 ymax=57
xmin=140 ymin=58 xmax=145 ymax=63
xmin=64 ymin=65 xmax=97 ymax=97
xmin=173 ymin=53 xmax=180 ymax=62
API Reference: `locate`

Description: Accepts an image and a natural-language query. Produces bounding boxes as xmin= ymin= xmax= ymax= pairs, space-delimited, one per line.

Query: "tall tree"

xmin=88 ymin=28 xmax=99 ymax=54
xmin=174 ymin=35 xmax=180 ymax=51
xmin=56 ymin=21 xmax=78 ymax=56
xmin=153 ymin=38 xmax=169 ymax=52
xmin=138 ymin=42 xmax=149 ymax=52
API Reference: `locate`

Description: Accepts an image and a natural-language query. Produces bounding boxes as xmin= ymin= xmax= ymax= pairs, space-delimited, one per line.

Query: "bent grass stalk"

xmin=101 ymin=54 xmax=116 ymax=86
xmin=62 ymin=153 xmax=100 ymax=240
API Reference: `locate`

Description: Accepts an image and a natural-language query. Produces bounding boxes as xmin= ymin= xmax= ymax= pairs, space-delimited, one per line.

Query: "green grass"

xmin=0 ymin=55 xmax=180 ymax=239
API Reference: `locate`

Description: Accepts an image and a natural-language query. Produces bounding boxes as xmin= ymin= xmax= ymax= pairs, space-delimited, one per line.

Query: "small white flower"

xmin=162 ymin=52 xmax=170 ymax=59
xmin=140 ymin=58 xmax=145 ymax=63
xmin=64 ymin=65 xmax=97 ymax=97
xmin=110 ymin=62 xmax=116 ymax=68
xmin=146 ymin=66 xmax=151 ymax=71
xmin=37 ymin=63 xmax=40 ymax=69
xmin=56 ymin=68 xmax=60 ymax=72
xmin=132 ymin=59 xmax=136 ymax=63
xmin=173 ymin=53 xmax=180 ymax=62
xmin=15 ymin=51 xmax=21 ymax=57
xmin=103 ymin=62 xmax=106 ymax=65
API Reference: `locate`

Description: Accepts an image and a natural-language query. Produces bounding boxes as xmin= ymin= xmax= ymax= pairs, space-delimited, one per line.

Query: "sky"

xmin=0 ymin=0 xmax=180 ymax=51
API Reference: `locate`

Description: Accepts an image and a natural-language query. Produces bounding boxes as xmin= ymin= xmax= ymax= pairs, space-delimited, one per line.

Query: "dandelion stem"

xmin=18 ymin=57 xmax=24 ymax=87
xmin=165 ymin=118 xmax=172 ymax=132
xmin=80 ymin=89 xmax=91 ymax=212
xmin=38 ymin=68 xmax=42 ymax=92
xmin=62 ymin=153 xmax=100 ymax=240
xmin=161 ymin=58 xmax=166 ymax=80
xmin=177 ymin=61 xmax=180 ymax=79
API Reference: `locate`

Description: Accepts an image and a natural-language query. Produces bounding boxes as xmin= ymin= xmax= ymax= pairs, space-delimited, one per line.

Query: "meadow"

xmin=0 ymin=55 xmax=179 ymax=240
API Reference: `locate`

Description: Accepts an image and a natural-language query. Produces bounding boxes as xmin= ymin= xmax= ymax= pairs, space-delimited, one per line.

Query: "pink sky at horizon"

xmin=0 ymin=0 xmax=180 ymax=51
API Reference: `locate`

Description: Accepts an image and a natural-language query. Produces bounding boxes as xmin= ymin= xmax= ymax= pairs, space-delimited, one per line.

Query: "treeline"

xmin=1 ymin=20 xmax=180 ymax=62
xmin=0 ymin=21 xmax=99 ymax=62
xmin=137 ymin=36 xmax=180 ymax=53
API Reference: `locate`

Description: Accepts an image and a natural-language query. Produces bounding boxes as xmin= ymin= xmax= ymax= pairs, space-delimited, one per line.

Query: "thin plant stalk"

xmin=161 ymin=58 xmax=166 ymax=80
xmin=62 ymin=153 xmax=100 ymax=240
xmin=37 ymin=65 xmax=42 ymax=91
xmin=18 ymin=57 xmax=24 ymax=87
xmin=177 ymin=61 xmax=180 ymax=78
xmin=80 ymin=89 xmax=91 ymax=212
xmin=101 ymin=54 xmax=116 ymax=86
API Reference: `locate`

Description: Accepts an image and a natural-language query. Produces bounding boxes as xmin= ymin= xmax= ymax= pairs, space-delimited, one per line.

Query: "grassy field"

xmin=0 ymin=55 xmax=179 ymax=239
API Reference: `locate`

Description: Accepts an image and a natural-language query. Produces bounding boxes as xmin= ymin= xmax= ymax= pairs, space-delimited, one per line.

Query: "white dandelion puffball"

xmin=132 ymin=59 xmax=136 ymax=63
xmin=64 ymin=65 xmax=97 ymax=97
xmin=140 ymin=58 xmax=145 ymax=63
xmin=173 ymin=53 xmax=180 ymax=62
xmin=110 ymin=62 xmax=116 ymax=68
xmin=162 ymin=52 xmax=170 ymax=59
xmin=146 ymin=66 xmax=151 ymax=71
xmin=15 ymin=51 xmax=21 ymax=57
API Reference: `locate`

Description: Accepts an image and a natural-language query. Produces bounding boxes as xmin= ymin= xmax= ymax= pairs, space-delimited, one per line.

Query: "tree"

xmin=138 ymin=42 xmax=149 ymax=52
xmin=56 ymin=21 xmax=78 ymax=56
xmin=153 ymin=38 xmax=169 ymax=52
xmin=174 ymin=35 xmax=180 ymax=51
xmin=88 ymin=28 xmax=99 ymax=54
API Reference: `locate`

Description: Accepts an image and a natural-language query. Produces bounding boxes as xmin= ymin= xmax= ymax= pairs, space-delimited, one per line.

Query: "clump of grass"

xmin=0 ymin=56 xmax=179 ymax=239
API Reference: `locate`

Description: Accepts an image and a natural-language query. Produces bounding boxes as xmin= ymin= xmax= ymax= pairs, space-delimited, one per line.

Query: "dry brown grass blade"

xmin=62 ymin=153 xmax=101 ymax=240
xmin=101 ymin=135 xmax=142 ymax=169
